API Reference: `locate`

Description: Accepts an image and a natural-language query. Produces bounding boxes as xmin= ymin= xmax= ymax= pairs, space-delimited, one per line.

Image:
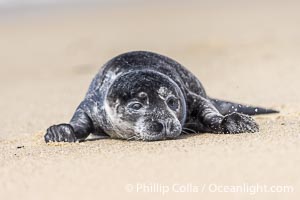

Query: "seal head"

xmin=105 ymin=70 xmax=186 ymax=141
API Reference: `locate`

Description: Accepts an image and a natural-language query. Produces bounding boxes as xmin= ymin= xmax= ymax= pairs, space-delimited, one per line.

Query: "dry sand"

xmin=0 ymin=1 xmax=300 ymax=199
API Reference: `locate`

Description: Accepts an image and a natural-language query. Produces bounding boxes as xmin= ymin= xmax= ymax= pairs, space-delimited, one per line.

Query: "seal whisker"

xmin=114 ymin=130 xmax=126 ymax=140
xmin=182 ymin=127 xmax=197 ymax=134
xmin=184 ymin=123 xmax=198 ymax=126
xmin=127 ymin=135 xmax=141 ymax=141
xmin=126 ymin=136 xmax=135 ymax=140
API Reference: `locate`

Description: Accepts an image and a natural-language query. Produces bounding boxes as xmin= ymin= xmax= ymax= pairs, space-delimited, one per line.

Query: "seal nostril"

xmin=149 ymin=121 xmax=164 ymax=134
xmin=165 ymin=121 xmax=181 ymax=139
xmin=169 ymin=122 xmax=175 ymax=132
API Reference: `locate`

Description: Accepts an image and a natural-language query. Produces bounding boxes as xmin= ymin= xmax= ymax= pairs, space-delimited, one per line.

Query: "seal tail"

xmin=210 ymin=98 xmax=279 ymax=116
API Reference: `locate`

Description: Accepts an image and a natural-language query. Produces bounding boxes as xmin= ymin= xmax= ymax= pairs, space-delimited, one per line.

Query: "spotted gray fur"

xmin=44 ymin=51 xmax=278 ymax=142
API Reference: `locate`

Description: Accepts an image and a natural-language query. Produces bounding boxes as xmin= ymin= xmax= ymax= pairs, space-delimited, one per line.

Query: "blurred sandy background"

xmin=0 ymin=0 xmax=300 ymax=199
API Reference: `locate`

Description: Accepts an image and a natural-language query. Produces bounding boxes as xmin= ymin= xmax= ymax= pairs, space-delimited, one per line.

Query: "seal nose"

xmin=150 ymin=121 xmax=164 ymax=134
xmin=149 ymin=120 xmax=179 ymax=137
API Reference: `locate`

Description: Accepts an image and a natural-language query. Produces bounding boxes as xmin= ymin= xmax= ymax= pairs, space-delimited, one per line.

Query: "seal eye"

xmin=128 ymin=102 xmax=143 ymax=111
xmin=167 ymin=97 xmax=179 ymax=111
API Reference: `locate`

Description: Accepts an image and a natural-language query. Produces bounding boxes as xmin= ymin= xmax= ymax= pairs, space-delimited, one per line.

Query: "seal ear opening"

xmin=210 ymin=98 xmax=279 ymax=116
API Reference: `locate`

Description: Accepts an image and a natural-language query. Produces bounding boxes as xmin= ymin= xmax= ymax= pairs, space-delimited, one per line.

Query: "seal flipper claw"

xmin=45 ymin=124 xmax=76 ymax=143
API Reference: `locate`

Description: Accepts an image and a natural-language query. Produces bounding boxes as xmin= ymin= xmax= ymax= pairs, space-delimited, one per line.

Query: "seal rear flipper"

xmin=209 ymin=98 xmax=279 ymax=116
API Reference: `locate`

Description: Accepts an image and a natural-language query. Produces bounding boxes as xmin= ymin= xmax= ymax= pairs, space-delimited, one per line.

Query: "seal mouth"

xmin=140 ymin=132 xmax=181 ymax=141
xmin=140 ymin=128 xmax=182 ymax=141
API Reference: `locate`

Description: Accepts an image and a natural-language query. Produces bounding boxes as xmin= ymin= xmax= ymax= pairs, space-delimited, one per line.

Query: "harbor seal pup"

xmin=44 ymin=51 xmax=278 ymax=142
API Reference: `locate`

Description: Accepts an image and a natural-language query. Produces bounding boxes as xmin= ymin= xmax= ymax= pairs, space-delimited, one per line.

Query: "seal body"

xmin=45 ymin=51 xmax=278 ymax=142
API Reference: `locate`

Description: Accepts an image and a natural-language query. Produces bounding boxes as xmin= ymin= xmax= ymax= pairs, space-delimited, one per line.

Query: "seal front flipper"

xmin=44 ymin=104 xmax=94 ymax=143
xmin=187 ymin=93 xmax=259 ymax=134
xmin=221 ymin=112 xmax=259 ymax=133
xmin=45 ymin=124 xmax=76 ymax=143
